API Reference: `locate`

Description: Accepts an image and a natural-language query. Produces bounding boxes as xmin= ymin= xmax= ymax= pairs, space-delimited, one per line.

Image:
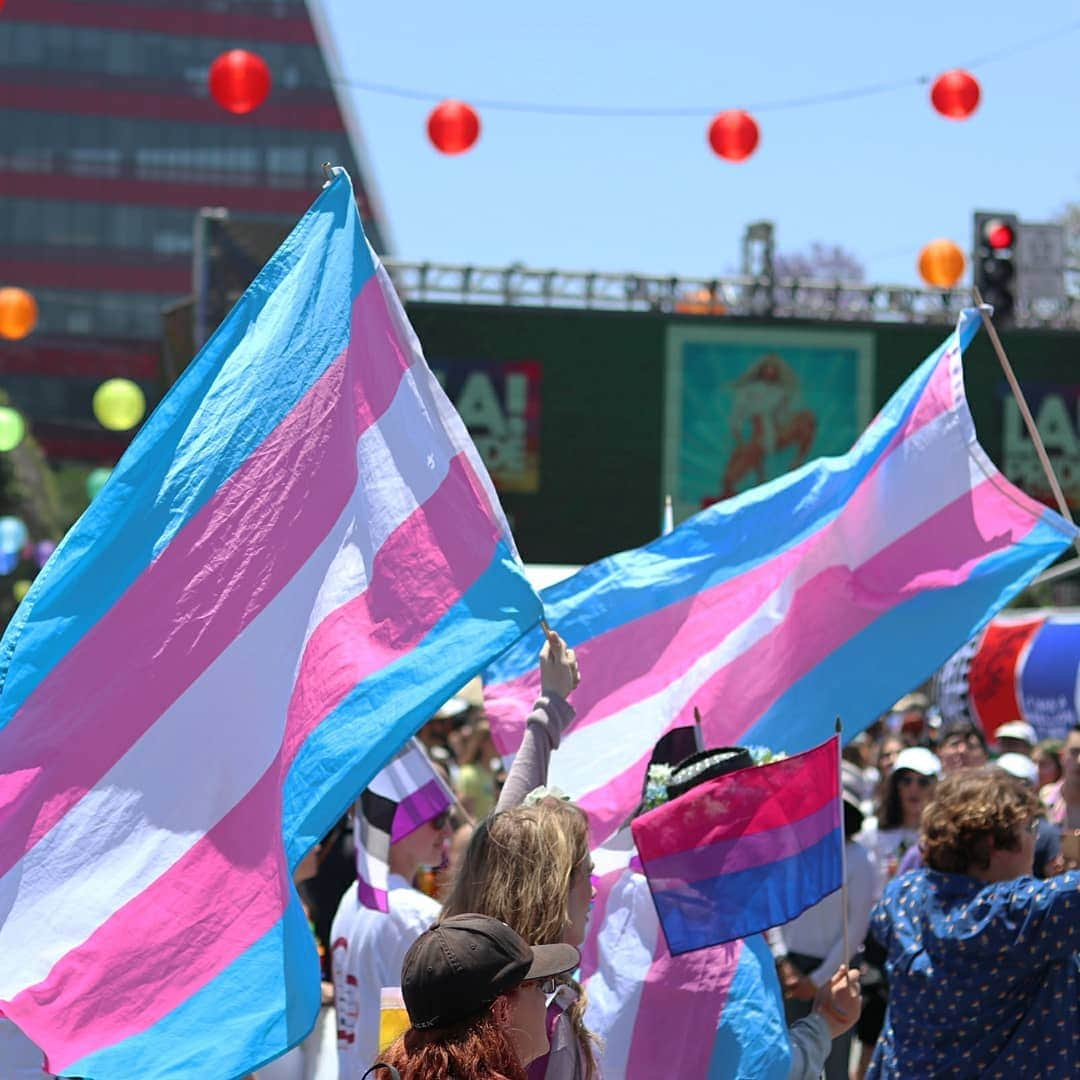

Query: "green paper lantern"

xmin=0 ymin=406 xmax=26 ymax=452
xmin=93 ymin=379 xmax=146 ymax=432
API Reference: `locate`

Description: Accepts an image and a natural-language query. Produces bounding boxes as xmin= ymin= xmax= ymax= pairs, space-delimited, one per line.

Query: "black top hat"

xmin=401 ymin=914 xmax=580 ymax=1030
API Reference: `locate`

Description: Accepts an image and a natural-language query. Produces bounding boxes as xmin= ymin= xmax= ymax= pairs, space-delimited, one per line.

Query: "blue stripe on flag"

xmin=651 ymin=831 xmax=842 ymax=956
xmin=745 ymin=514 xmax=1072 ymax=754
xmin=708 ymin=935 xmax=792 ymax=1080
xmin=65 ymin=891 xmax=319 ymax=1080
xmin=283 ymin=540 xmax=541 ymax=867
xmin=0 ymin=173 xmax=376 ymax=728
xmin=488 ymin=317 xmax=981 ymax=686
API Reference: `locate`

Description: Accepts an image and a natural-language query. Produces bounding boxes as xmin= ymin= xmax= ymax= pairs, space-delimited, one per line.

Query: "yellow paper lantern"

xmin=12 ymin=580 xmax=31 ymax=604
xmin=93 ymin=379 xmax=146 ymax=432
xmin=0 ymin=287 xmax=38 ymax=341
xmin=918 ymin=239 xmax=966 ymax=289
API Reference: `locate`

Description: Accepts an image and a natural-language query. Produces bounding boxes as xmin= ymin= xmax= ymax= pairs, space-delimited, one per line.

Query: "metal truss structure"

xmin=382 ymin=258 xmax=1080 ymax=329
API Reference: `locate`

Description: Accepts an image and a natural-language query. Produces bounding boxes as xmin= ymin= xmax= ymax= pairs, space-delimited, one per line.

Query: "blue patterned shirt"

xmin=867 ymin=868 xmax=1079 ymax=1078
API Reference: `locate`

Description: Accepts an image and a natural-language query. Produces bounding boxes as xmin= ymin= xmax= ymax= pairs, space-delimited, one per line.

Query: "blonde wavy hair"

xmin=442 ymin=800 xmax=599 ymax=1078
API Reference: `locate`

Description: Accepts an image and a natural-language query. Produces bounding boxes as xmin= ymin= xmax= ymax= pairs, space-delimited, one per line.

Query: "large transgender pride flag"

xmin=0 ymin=172 xmax=540 ymax=1079
xmin=486 ymin=308 xmax=1077 ymax=848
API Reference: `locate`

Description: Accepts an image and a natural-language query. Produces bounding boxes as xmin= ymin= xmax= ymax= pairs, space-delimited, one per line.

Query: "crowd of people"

xmin=263 ymin=649 xmax=1078 ymax=1079
xmin=2 ymin=636 xmax=1076 ymax=1078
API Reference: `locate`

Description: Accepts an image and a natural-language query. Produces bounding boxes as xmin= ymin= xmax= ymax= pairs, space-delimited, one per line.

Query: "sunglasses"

xmin=896 ymin=771 xmax=933 ymax=789
xmin=429 ymin=809 xmax=451 ymax=830
xmin=526 ymin=976 xmax=560 ymax=995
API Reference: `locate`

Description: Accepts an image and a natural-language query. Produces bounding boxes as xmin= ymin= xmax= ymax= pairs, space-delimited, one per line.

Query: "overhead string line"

xmin=329 ymin=17 xmax=1080 ymax=118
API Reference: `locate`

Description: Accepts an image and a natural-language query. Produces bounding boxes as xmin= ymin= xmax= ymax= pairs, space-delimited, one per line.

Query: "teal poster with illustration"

xmin=664 ymin=326 xmax=874 ymax=522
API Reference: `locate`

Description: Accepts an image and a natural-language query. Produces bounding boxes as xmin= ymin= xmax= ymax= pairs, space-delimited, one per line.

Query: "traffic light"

xmin=973 ymin=211 xmax=1018 ymax=324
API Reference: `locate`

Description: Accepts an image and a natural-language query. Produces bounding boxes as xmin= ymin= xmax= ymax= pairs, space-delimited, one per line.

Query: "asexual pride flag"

xmin=355 ymin=739 xmax=454 ymax=912
xmin=632 ymin=738 xmax=842 ymax=955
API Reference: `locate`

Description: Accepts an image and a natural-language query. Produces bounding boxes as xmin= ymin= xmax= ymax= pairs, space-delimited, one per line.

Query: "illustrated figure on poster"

xmin=712 ymin=353 xmax=818 ymax=502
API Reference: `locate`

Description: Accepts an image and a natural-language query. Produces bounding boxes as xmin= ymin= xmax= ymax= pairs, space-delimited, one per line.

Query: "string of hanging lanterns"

xmin=198 ymin=17 xmax=1080 ymax=157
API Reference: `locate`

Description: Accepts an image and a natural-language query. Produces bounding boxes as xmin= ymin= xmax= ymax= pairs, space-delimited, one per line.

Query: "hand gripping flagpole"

xmin=973 ymin=290 xmax=1080 ymax=554
xmin=835 ymin=716 xmax=850 ymax=970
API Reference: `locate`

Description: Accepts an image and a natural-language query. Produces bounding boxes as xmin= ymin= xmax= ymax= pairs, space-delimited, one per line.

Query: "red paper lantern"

xmin=427 ymin=100 xmax=481 ymax=155
xmin=930 ymin=70 xmax=980 ymax=120
xmin=209 ymin=49 xmax=271 ymax=115
xmin=918 ymin=239 xmax=966 ymax=289
xmin=708 ymin=110 xmax=760 ymax=162
xmin=0 ymin=287 xmax=38 ymax=341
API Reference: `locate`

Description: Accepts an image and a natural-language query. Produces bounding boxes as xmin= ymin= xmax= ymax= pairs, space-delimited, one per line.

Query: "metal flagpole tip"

xmin=322 ymin=162 xmax=344 ymax=188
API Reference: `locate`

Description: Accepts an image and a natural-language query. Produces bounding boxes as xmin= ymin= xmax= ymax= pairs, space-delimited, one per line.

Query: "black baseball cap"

xmin=401 ymin=914 xmax=580 ymax=1030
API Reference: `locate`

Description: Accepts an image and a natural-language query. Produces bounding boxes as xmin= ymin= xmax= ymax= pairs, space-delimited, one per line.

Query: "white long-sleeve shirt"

xmin=773 ymin=839 xmax=875 ymax=987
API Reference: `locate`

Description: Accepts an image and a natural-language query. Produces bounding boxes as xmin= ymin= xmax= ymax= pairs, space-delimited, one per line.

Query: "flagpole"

xmin=835 ymin=716 xmax=849 ymax=970
xmin=972 ymin=290 xmax=1079 ymax=547
xmin=661 ymin=494 xmax=674 ymax=536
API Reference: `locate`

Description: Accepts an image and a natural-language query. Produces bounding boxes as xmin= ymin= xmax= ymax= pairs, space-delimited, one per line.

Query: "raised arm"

xmin=495 ymin=630 xmax=580 ymax=811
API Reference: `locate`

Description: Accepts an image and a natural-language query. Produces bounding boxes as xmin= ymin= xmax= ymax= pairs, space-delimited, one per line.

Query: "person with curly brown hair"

xmin=867 ymin=767 xmax=1079 ymax=1078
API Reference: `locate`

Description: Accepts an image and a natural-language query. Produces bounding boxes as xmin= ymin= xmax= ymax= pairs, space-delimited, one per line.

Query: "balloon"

xmin=708 ymin=110 xmax=760 ymax=161
xmin=0 ymin=406 xmax=25 ymax=451
xmin=12 ymin=580 xmax=30 ymax=604
xmin=930 ymin=70 xmax=980 ymax=120
xmin=93 ymin=378 xmax=146 ymax=431
xmin=34 ymin=539 xmax=56 ymax=568
xmin=0 ymin=287 xmax=38 ymax=340
xmin=918 ymin=239 xmax=966 ymax=288
xmin=209 ymin=49 xmax=271 ymax=115
xmin=86 ymin=467 xmax=112 ymax=500
xmin=0 ymin=516 xmax=28 ymax=556
xmin=427 ymin=100 xmax=481 ymax=155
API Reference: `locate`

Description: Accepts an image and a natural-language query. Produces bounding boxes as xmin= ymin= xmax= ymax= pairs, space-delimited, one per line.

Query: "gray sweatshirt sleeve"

xmin=786 ymin=1013 xmax=831 ymax=1080
xmin=495 ymin=693 xmax=575 ymax=811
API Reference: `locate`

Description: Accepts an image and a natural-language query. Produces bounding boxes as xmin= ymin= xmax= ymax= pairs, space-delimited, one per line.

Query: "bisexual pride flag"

xmin=486 ymin=308 xmax=1077 ymax=846
xmin=0 ymin=172 xmax=540 ymax=1079
xmin=632 ymin=739 xmax=842 ymax=955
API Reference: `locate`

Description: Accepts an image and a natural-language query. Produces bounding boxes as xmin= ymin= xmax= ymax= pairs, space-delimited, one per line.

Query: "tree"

xmin=0 ymin=389 xmax=64 ymax=629
xmin=774 ymin=242 xmax=866 ymax=282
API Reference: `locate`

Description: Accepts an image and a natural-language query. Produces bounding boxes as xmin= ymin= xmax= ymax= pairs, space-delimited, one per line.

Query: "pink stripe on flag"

xmin=4 ymin=758 xmax=288 ymax=1072
xmin=626 ymin=935 xmax=743 ymax=1076
xmin=642 ymin=799 xmax=840 ymax=887
xmin=0 ymin=276 xmax=410 ymax=881
xmin=282 ymin=452 xmax=503 ymax=768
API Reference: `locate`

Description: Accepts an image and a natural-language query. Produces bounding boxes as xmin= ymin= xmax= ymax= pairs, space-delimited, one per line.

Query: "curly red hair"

xmin=377 ymin=995 xmax=526 ymax=1080
xmin=920 ymin=767 xmax=1039 ymax=874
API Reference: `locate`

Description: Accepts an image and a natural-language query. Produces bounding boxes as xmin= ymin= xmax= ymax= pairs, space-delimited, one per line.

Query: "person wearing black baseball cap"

xmin=374 ymin=913 xmax=580 ymax=1079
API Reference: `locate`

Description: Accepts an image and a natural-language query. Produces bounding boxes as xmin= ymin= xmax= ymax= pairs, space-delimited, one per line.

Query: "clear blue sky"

xmin=318 ymin=1 xmax=1079 ymax=286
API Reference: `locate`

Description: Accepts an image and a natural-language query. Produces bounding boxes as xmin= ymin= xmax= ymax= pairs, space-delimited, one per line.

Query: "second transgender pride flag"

xmin=631 ymin=739 xmax=842 ymax=955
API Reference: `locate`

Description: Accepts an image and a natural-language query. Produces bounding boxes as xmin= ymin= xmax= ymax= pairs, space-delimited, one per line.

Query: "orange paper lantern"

xmin=918 ymin=239 xmax=966 ymax=288
xmin=209 ymin=49 xmax=271 ymax=115
xmin=930 ymin=70 xmax=980 ymax=120
xmin=427 ymin=100 xmax=481 ymax=154
xmin=708 ymin=110 xmax=760 ymax=161
xmin=0 ymin=287 xmax=38 ymax=340
xmin=675 ymin=288 xmax=727 ymax=316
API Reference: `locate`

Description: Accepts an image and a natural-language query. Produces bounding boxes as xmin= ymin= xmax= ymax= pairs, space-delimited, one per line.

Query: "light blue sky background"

xmin=318 ymin=1 xmax=1079 ymax=286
